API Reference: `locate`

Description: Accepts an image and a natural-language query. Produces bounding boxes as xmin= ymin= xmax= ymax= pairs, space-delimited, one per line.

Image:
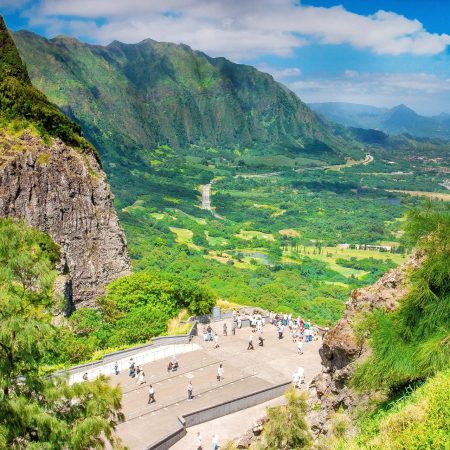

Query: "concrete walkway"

xmin=111 ymin=319 xmax=323 ymax=449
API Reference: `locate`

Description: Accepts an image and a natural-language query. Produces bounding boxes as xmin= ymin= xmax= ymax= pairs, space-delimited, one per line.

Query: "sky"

xmin=2 ymin=0 xmax=450 ymax=115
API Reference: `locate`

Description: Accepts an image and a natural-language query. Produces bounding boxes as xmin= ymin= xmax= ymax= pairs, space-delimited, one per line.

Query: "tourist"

xmin=114 ymin=361 xmax=118 ymax=376
xmin=82 ymin=372 xmax=88 ymax=382
xmin=148 ymin=385 xmax=155 ymax=404
xmin=212 ymin=433 xmax=219 ymax=450
xmin=188 ymin=381 xmax=193 ymax=401
xmin=214 ymin=333 xmax=219 ymax=349
xmin=298 ymin=339 xmax=303 ymax=355
xmin=292 ymin=327 xmax=297 ymax=342
xmin=247 ymin=334 xmax=254 ymax=350
xmin=297 ymin=366 xmax=305 ymax=384
xmin=237 ymin=316 xmax=242 ymax=328
xmin=136 ymin=366 xmax=141 ymax=376
xmin=257 ymin=317 xmax=262 ymax=333
xmin=196 ymin=431 xmax=202 ymax=450
xmin=259 ymin=332 xmax=264 ymax=347
xmin=129 ymin=358 xmax=134 ymax=376
xmin=278 ymin=323 xmax=284 ymax=340
xmin=207 ymin=325 xmax=213 ymax=342
xmin=323 ymin=324 xmax=329 ymax=340
xmin=223 ymin=323 xmax=227 ymax=336
xmin=137 ymin=369 xmax=146 ymax=385
xmin=292 ymin=371 xmax=300 ymax=388
xmin=232 ymin=309 xmax=237 ymax=320
xmin=217 ymin=364 xmax=225 ymax=382
xmin=202 ymin=328 xmax=208 ymax=342
xmin=283 ymin=313 xmax=288 ymax=326
xmin=269 ymin=311 xmax=274 ymax=324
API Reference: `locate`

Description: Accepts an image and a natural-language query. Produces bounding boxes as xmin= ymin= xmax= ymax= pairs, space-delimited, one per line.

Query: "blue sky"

xmin=2 ymin=0 xmax=450 ymax=115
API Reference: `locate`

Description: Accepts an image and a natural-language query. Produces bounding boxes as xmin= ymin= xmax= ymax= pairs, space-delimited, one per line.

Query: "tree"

xmin=259 ymin=387 xmax=312 ymax=449
xmin=0 ymin=219 xmax=126 ymax=449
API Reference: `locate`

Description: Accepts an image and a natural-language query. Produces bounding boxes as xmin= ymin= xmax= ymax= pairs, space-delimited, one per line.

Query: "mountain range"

xmin=308 ymin=102 xmax=450 ymax=140
xmin=11 ymin=30 xmax=364 ymax=209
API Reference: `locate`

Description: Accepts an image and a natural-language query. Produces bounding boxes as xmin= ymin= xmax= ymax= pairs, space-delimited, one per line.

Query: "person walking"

xmin=217 ymin=364 xmax=224 ymax=382
xmin=148 ymin=385 xmax=155 ymax=404
xmin=207 ymin=325 xmax=213 ymax=342
xmin=258 ymin=332 xmax=264 ymax=347
xmin=257 ymin=318 xmax=262 ymax=333
xmin=247 ymin=334 xmax=254 ymax=350
xmin=188 ymin=381 xmax=193 ymax=401
xmin=214 ymin=333 xmax=219 ymax=349
xmin=212 ymin=433 xmax=219 ymax=450
xmin=114 ymin=361 xmax=118 ymax=376
xmin=223 ymin=323 xmax=227 ymax=336
xmin=137 ymin=369 xmax=146 ymax=385
xmin=196 ymin=431 xmax=202 ymax=450
xmin=129 ymin=358 xmax=134 ymax=377
xmin=297 ymin=339 xmax=303 ymax=355
xmin=278 ymin=323 xmax=284 ymax=340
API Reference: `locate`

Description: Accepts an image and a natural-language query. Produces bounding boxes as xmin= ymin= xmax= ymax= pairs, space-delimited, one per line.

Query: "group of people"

xmin=128 ymin=358 xmax=147 ymax=385
xmin=233 ymin=310 xmax=264 ymax=333
xmin=195 ymin=431 xmax=219 ymax=450
xmin=271 ymin=312 xmax=321 ymax=344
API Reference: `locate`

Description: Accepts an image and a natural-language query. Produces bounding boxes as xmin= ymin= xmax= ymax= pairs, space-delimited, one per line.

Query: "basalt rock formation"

xmin=0 ymin=15 xmax=131 ymax=311
xmin=0 ymin=130 xmax=131 ymax=311
xmin=307 ymin=252 xmax=422 ymax=438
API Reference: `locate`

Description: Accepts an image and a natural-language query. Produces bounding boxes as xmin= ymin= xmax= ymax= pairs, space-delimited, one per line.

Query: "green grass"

xmin=169 ymin=227 xmax=193 ymax=243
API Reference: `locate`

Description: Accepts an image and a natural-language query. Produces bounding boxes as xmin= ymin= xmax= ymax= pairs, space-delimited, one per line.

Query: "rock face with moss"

xmin=0 ymin=130 xmax=131 ymax=310
xmin=307 ymin=252 xmax=421 ymax=437
xmin=0 ymin=15 xmax=131 ymax=310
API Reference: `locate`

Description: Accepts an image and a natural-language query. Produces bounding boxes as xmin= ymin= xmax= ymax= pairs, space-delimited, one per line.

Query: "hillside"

xmin=309 ymin=101 xmax=450 ymax=141
xmin=0 ymin=15 xmax=131 ymax=310
xmin=11 ymin=30 xmax=363 ymax=208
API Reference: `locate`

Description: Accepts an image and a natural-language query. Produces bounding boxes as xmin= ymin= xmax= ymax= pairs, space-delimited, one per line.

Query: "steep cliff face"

xmin=307 ymin=252 xmax=422 ymax=437
xmin=0 ymin=129 xmax=131 ymax=310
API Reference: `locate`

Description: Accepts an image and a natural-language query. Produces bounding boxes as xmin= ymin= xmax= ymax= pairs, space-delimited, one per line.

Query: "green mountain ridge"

xmin=11 ymin=30 xmax=364 ymax=209
xmin=0 ymin=16 xmax=97 ymax=159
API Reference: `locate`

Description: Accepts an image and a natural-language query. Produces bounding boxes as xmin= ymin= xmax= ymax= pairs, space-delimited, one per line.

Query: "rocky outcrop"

xmin=0 ymin=129 xmax=131 ymax=311
xmin=307 ymin=252 xmax=422 ymax=437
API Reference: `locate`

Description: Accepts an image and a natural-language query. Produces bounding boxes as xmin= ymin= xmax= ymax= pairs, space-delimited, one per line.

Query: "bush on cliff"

xmin=353 ymin=204 xmax=450 ymax=392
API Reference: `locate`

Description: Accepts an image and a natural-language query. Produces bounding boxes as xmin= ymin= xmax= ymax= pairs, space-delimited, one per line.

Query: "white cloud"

xmin=15 ymin=0 xmax=450 ymax=60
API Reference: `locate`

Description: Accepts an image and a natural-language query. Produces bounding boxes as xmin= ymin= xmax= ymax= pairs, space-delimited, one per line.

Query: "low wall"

xmin=143 ymin=426 xmax=186 ymax=450
xmin=57 ymin=322 xmax=198 ymax=377
xmin=143 ymin=380 xmax=291 ymax=450
xmin=183 ymin=381 xmax=291 ymax=427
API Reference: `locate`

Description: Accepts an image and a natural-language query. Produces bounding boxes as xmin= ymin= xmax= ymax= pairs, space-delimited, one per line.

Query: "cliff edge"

xmin=0 ymin=130 xmax=131 ymax=310
xmin=307 ymin=252 xmax=422 ymax=437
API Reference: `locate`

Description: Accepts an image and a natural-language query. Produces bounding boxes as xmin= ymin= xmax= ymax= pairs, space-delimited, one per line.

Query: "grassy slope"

xmin=0 ymin=16 xmax=97 ymax=159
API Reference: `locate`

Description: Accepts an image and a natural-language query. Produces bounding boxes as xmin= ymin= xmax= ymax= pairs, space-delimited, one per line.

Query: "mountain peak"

xmin=0 ymin=15 xmax=31 ymax=85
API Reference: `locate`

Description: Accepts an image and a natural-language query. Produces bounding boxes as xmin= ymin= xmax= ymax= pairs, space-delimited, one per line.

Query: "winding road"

xmin=202 ymin=183 xmax=224 ymax=219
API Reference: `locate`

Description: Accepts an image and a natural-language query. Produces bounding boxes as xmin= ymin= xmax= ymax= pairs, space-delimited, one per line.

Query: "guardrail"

xmin=57 ymin=322 xmax=198 ymax=382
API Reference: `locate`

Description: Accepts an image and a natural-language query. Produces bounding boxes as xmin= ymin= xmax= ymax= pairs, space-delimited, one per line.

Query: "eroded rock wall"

xmin=307 ymin=252 xmax=422 ymax=437
xmin=0 ymin=130 xmax=131 ymax=310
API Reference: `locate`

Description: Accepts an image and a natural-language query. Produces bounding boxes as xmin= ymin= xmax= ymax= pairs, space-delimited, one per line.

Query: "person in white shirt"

xmin=137 ymin=369 xmax=146 ymax=385
xmin=212 ymin=433 xmax=219 ymax=450
xmin=195 ymin=431 xmax=202 ymax=450
xmin=247 ymin=334 xmax=254 ymax=350
xmin=297 ymin=339 xmax=303 ymax=355
xmin=188 ymin=381 xmax=193 ymax=401
xmin=292 ymin=371 xmax=300 ymax=388
xmin=217 ymin=364 xmax=224 ymax=382
xmin=148 ymin=385 xmax=155 ymax=404
xmin=214 ymin=333 xmax=219 ymax=349
xmin=297 ymin=366 xmax=305 ymax=385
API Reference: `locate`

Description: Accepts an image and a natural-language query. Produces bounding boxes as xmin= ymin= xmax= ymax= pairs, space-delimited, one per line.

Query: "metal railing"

xmin=68 ymin=342 xmax=198 ymax=384
xmin=123 ymin=367 xmax=257 ymax=422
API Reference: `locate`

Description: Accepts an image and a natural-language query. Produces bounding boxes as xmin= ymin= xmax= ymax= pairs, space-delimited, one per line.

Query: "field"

xmin=386 ymin=190 xmax=450 ymax=201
